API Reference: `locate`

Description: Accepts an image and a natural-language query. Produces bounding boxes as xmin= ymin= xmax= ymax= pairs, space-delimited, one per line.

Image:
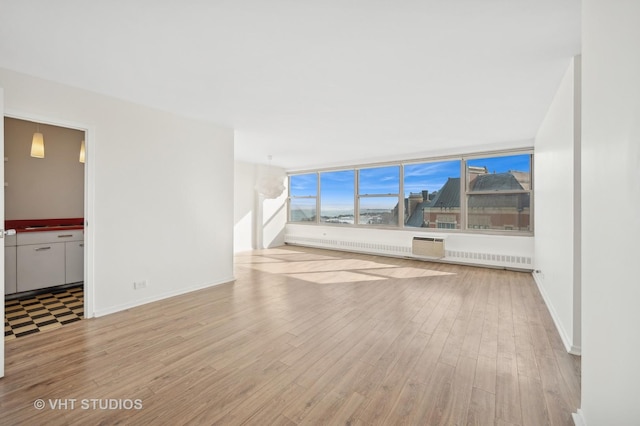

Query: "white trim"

xmin=93 ymin=276 xmax=235 ymax=317
xmin=286 ymin=141 xmax=535 ymax=173
xmin=532 ymin=271 xmax=581 ymax=355
xmin=1 ymin=87 xmax=5 ymax=378
xmin=572 ymin=408 xmax=586 ymax=426
xmin=3 ymin=109 xmax=96 ymax=319
xmin=3 ymin=109 xmax=88 ymax=132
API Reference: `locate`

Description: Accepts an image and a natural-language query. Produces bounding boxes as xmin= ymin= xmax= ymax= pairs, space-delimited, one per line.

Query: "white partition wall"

xmin=534 ymin=57 xmax=581 ymax=354
xmin=0 ymin=68 xmax=235 ymax=318
xmin=579 ymin=0 xmax=640 ymax=424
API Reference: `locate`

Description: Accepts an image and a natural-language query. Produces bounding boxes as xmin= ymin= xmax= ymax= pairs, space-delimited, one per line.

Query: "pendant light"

xmin=79 ymin=140 xmax=86 ymax=163
xmin=30 ymin=124 xmax=45 ymax=158
xmin=255 ymin=155 xmax=286 ymax=199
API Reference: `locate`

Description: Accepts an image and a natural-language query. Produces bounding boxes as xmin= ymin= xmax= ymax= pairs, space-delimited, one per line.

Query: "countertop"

xmin=5 ymin=218 xmax=84 ymax=233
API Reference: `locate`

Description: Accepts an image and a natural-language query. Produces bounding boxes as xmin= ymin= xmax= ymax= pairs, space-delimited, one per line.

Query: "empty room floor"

xmin=0 ymin=246 xmax=580 ymax=424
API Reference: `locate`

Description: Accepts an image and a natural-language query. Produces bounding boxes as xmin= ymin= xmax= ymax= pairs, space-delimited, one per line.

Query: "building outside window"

xmin=466 ymin=153 xmax=532 ymax=232
xmin=287 ymin=150 xmax=533 ymax=234
xmin=403 ymin=160 xmax=461 ymax=229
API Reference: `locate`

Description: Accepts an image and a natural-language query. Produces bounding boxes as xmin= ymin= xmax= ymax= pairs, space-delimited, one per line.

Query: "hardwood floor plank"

xmin=239 ymin=381 xmax=305 ymax=426
xmin=0 ymin=246 xmax=580 ymax=425
xmin=519 ymin=374 xmax=551 ymax=426
xmin=474 ymin=354 xmax=497 ymax=394
xmin=537 ymin=355 xmax=578 ymax=426
xmin=495 ymin=352 xmax=523 ymax=425
xmin=324 ymin=391 xmax=367 ymax=425
xmin=437 ymin=355 xmax=478 ymax=426
xmin=466 ymin=387 xmax=496 ymax=426
xmin=415 ymin=361 xmax=456 ymax=425
xmin=359 ymin=329 xmax=430 ymax=424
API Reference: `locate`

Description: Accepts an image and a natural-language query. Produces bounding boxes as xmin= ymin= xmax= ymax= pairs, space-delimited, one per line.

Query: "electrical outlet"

xmin=133 ymin=280 xmax=147 ymax=290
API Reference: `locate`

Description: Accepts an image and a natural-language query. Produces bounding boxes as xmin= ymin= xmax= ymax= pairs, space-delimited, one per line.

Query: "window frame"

xmin=463 ymin=152 xmax=533 ymax=234
xmin=286 ymin=148 xmax=534 ymax=236
xmin=356 ymin=165 xmax=401 ymax=227
xmin=287 ymin=173 xmax=319 ymax=223
xmin=318 ymin=169 xmax=356 ymax=225
xmin=402 ymin=158 xmax=463 ymax=230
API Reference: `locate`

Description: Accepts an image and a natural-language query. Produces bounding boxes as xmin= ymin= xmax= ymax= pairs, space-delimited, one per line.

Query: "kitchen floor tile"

xmin=4 ymin=285 xmax=83 ymax=341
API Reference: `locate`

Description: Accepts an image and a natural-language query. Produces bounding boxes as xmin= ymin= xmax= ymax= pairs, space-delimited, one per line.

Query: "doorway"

xmin=3 ymin=117 xmax=87 ymax=340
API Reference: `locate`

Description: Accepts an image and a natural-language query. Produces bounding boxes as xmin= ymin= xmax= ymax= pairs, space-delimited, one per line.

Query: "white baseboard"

xmin=532 ymin=272 xmax=576 ymax=354
xmin=572 ymin=408 xmax=586 ymax=426
xmin=569 ymin=344 xmax=582 ymax=356
xmin=93 ymin=275 xmax=235 ymax=317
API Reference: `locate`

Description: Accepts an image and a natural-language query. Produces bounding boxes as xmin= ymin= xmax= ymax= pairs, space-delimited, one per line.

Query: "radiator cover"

xmin=411 ymin=237 xmax=445 ymax=258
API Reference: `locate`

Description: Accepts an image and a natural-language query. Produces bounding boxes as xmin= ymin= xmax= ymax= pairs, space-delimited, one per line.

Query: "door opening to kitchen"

xmin=4 ymin=117 xmax=85 ymax=341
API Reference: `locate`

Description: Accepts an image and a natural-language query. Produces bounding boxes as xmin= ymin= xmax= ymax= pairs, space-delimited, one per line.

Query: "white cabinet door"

xmin=17 ymin=243 xmax=65 ymax=292
xmin=4 ymin=246 xmax=17 ymax=295
xmin=65 ymin=241 xmax=84 ymax=284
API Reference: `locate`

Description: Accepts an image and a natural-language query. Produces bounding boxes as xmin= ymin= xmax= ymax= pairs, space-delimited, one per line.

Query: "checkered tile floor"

xmin=4 ymin=285 xmax=84 ymax=341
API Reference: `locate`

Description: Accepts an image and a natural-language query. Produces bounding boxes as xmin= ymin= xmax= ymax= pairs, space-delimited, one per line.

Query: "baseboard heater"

xmin=411 ymin=236 xmax=445 ymax=259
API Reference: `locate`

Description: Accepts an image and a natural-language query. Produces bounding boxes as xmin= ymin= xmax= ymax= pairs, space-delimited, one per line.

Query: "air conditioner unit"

xmin=412 ymin=237 xmax=445 ymax=258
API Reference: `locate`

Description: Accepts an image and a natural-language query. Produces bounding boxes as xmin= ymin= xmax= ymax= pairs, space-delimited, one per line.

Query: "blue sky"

xmin=404 ymin=160 xmax=460 ymax=195
xmin=290 ymin=154 xmax=530 ymax=211
xmin=467 ymin=154 xmax=530 ymax=175
xmin=289 ymin=173 xmax=317 ymax=197
xmin=321 ymin=170 xmax=354 ymax=211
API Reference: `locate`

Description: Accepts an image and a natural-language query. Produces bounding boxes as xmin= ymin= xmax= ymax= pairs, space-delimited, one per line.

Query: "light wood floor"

xmin=0 ymin=246 xmax=580 ymax=425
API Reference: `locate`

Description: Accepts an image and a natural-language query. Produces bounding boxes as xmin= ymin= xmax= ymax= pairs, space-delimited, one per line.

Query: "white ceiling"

xmin=0 ymin=1 xmax=580 ymax=170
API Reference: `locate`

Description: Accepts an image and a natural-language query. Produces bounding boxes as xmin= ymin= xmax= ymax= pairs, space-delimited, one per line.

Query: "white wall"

xmin=234 ymin=160 xmax=287 ymax=252
xmin=1 ymin=68 xmax=235 ymax=316
xmin=259 ymin=165 xmax=287 ymax=249
xmin=580 ymin=1 xmax=640 ymax=425
xmin=533 ymin=57 xmax=581 ymax=354
xmin=286 ymin=223 xmax=534 ymax=270
xmin=234 ymin=161 xmax=257 ymax=252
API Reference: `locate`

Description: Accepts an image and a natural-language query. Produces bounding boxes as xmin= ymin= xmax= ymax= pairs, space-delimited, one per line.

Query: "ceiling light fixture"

xmin=79 ymin=140 xmax=85 ymax=163
xmin=255 ymin=155 xmax=286 ymax=199
xmin=30 ymin=124 xmax=45 ymax=158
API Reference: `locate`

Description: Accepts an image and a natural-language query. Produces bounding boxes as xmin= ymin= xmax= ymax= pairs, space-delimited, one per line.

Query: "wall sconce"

xmin=30 ymin=125 xmax=45 ymax=158
xmin=79 ymin=140 xmax=85 ymax=163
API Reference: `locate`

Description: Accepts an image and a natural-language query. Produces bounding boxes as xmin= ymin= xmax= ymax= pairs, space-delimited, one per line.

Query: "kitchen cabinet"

xmin=65 ymin=240 xmax=84 ymax=284
xmin=13 ymin=229 xmax=84 ymax=293
xmin=17 ymin=243 xmax=65 ymax=292
xmin=5 ymin=234 xmax=17 ymax=295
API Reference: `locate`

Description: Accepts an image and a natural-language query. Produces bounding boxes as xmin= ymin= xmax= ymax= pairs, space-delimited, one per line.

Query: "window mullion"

xmin=316 ymin=172 xmax=320 ymax=224
xmin=355 ymin=170 xmax=360 ymax=225
xmin=461 ymin=159 xmax=467 ymax=231
xmin=399 ymin=165 xmax=404 ymax=228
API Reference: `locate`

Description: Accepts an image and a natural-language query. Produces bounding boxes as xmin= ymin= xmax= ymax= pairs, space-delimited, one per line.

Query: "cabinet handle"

xmin=79 ymin=244 xmax=84 ymax=248
xmin=57 ymin=234 xmax=73 ymax=238
xmin=35 ymin=246 xmax=51 ymax=251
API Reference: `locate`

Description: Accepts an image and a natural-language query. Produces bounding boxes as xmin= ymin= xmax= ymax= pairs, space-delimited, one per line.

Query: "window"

xmin=289 ymin=173 xmax=317 ymax=222
xmin=320 ymin=170 xmax=355 ymax=224
xmin=287 ymin=149 xmax=533 ymax=235
xmin=403 ymin=160 xmax=461 ymax=229
xmin=358 ymin=166 xmax=400 ymax=226
xmin=466 ymin=153 xmax=532 ymax=232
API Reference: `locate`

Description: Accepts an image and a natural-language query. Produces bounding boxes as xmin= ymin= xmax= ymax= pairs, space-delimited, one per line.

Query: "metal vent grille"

xmin=411 ymin=237 xmax=445 ymax=258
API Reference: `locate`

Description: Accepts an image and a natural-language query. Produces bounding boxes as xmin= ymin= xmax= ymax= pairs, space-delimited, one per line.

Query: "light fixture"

xmin=79 ymin=140 xmax=85 ymax=163
xmin=255 ymin=155 xmax=286 ymax=199
xmin=30 ymin=124 xmax=45 ymax=158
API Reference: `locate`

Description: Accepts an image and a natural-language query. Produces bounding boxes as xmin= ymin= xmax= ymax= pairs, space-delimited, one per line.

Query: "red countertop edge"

xmin=5 ymin=218 xmax=84 ymax=233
